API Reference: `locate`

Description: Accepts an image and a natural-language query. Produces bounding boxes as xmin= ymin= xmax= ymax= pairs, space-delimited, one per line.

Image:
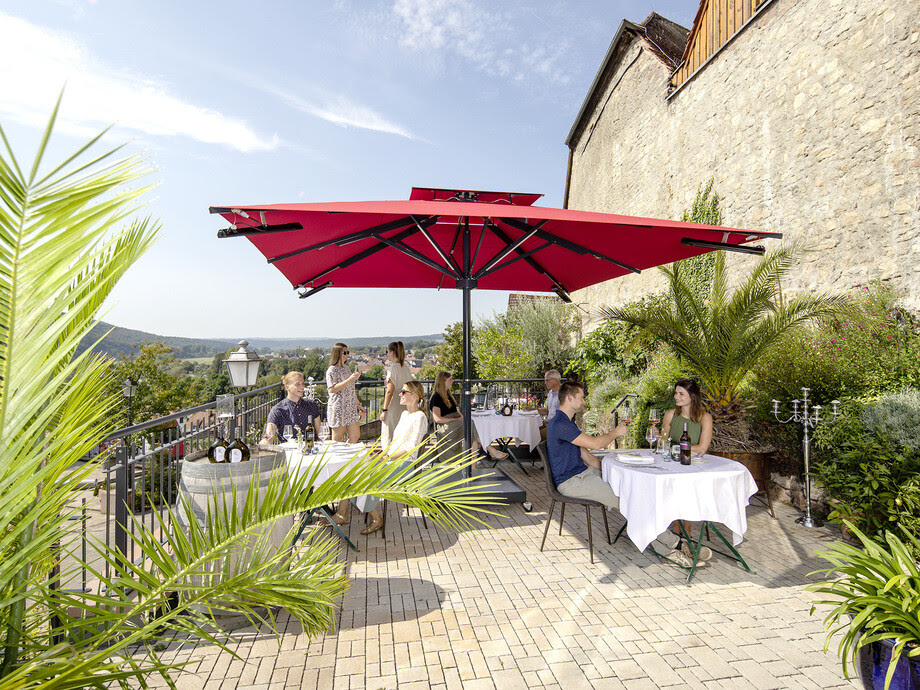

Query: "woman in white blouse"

xmin=361 ymin=380 xmax=429 ymax=535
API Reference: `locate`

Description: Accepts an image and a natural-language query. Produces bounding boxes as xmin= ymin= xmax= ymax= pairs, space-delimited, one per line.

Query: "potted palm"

xmin=602 ymin=245 xmax=842 ymax=497
xmin=808 ymin=523 xmax=920 ymax=689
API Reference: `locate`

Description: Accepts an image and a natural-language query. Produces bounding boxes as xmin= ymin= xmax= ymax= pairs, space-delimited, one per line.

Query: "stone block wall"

xmin=567 ymin=0 xmax=920 ymax=326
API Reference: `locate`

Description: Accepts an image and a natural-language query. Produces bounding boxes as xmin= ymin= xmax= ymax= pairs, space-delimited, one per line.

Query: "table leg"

xmin=494 ymin=437 xmax=530 ymax=475
xmin=293 ymin=502 xmax=360 ymax=553
xmin=701 ymin=522 xmax=751 ymax=572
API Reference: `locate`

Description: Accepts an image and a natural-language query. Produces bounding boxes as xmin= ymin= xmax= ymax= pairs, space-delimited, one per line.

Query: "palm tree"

xmin=601 ymin=245 xmax=843 ymax=426
xmin=0 ymin=98 xmax=493 ymax=689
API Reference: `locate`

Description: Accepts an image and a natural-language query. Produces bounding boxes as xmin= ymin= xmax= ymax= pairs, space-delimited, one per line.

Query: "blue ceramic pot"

xmin=857 ymin=637 xmax=920 ymax=689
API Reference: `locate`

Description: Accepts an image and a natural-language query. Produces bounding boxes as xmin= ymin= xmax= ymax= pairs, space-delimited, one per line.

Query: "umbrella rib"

xmin=484 ymin=220 xmax=569 ymax=290
xmin=475 ymin=241 xmax=555 ymax=279
xmin=374 ymin=233 xmax=459 ymax=279
xmin=267 ymin=216 xmax=426 ymax=264
xmin=413 ymin=215 xmax=462 ymax=276
xmin=472 ymin=221 xmax=545 ymax=280
xmin=217 ymin=222 xmax=303 ymax=238
xmin=292 ymin=222 xmax=432 ymax=288
xmin=501 ymin=217 xmax=641 ymax=274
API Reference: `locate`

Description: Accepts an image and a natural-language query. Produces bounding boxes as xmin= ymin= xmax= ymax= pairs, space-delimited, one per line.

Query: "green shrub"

xmin=749 ymin=283 xmax=920 ymax=475
xmin=811 ymin=391 xmax=920 ymax=550
xmin=861 ymin=387 xmax=920 ymax=455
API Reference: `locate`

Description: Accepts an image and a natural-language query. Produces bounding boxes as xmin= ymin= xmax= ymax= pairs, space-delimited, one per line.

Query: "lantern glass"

xmin=223 ymin=340 xmax=262 ymax=389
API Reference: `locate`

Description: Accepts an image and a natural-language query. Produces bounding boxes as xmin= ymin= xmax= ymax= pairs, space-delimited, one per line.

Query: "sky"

xmin=0 ymin=0 xmax=697 ymax=341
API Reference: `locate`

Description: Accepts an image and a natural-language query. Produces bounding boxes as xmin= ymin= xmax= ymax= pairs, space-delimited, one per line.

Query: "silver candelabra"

xmin=771 ymin=388 xmax=840 ymax=528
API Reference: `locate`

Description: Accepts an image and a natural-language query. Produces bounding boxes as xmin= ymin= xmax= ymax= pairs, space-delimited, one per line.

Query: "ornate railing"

xmin=73 ymin=377 xmax=546 ymax=585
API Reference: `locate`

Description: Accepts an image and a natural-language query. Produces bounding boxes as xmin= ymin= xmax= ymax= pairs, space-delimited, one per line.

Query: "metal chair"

xmin=535 ymin=442 xmax=611 ymax=564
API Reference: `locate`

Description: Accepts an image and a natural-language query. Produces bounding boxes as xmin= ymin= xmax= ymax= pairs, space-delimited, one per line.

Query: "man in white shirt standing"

xmin=539 ymin=369 xmax=562 ymax=441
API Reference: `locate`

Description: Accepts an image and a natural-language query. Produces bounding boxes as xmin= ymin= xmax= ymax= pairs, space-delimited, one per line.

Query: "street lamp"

xmin=223 ymin=340 xmax=262 ymax=389
xmin=222 ymin=341 xmax=262 ymax=441
xmin=121 ymin=377 xmax=138 ymax=426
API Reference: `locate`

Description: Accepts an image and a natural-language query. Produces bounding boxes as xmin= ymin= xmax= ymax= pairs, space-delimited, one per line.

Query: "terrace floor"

xmin=150 ymin=460 xmax=860 ymax=690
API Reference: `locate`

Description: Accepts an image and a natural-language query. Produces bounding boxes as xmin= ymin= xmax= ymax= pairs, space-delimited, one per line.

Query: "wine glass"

xmin=318 ymin=422 xmax=329 ymax=443
xmin=282 ymin=425 xmax=294 ymax=443
xmin=649 ymin=408 xmax=659 ymax=424
xmin=620 ymin=401 xmax=631 ymax=425
xmin=646 ymin=427 xmax=656 ymax=449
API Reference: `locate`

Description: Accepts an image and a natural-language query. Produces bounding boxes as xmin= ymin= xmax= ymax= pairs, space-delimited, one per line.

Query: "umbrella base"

xmin=468 ymin=467 xmax=526 ymax=504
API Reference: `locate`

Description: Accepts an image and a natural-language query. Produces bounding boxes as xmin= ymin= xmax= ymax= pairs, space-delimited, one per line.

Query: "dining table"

xmin=283 ymin=440 xmax=369 ymax=551
xmin=600 ymin=448 xmax=759 ymax=581
xmin=470 ymin=409 xmax=542 ymax=474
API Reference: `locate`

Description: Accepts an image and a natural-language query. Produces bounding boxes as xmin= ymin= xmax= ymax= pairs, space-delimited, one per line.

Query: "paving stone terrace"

xmin=148 ymin=460 xmax=860 ymax=690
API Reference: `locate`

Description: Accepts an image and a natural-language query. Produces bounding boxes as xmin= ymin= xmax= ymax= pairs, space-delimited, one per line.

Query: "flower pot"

xmin=857 ymin=637 xmax=920 ymax=689
xmin=719 ymin=450 xmax=775 ymax=517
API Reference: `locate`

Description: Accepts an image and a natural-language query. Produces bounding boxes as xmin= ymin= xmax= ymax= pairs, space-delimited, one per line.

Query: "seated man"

xmin=261 ymin=371 xmax=322 ymax=444
xmin=546 ymin=381 xmax=710 ymax=567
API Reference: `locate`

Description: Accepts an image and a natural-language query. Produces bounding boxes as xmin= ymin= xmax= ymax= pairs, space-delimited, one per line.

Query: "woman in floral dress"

xmin=326 ymin=342 xmax=365 ymax=442
xmin=326 ymin=342 xmax=366 ymax=525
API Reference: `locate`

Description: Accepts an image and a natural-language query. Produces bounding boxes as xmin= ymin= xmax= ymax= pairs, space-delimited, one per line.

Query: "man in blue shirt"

xmin=261 ymin=371 xmax=322 ymax=443
xmin=547 ymin=381 xmax=691 ymax=563
xmin=547 ymin=381 xmax=628 ymax=505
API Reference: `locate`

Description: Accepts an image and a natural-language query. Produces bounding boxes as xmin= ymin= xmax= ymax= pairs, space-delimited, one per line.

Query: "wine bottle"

xmin=207 ymin=434 xmax=228 ymax=464
xmin=679 ymin=421 xmax=692 ymax=465
xmin=226 ymin=427 xmax=251 ymax=463
xmin=305 ymin=415 xmax=316 ymax=453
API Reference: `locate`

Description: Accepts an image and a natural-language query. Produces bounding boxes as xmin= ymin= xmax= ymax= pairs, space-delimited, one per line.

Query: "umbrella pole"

xmin=461 ymin=218 xmax=473 ymax=478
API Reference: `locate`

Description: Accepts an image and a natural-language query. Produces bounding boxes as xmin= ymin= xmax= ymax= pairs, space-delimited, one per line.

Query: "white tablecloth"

xmin=470 ymin=410 xmax=541 ymax=448
xmin=601 ymin=449 xmax=758 ymax=553
xmin=283 ymin=441 xmax=367 ymax=484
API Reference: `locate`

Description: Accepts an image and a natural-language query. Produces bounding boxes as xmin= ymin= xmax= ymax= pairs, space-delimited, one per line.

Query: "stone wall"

xmin=567 ymin=0 xmax=920 ymax=327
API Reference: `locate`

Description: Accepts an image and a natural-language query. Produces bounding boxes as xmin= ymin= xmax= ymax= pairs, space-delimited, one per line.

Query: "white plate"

xmin=616 ymin=453 xmax=655 ymax=465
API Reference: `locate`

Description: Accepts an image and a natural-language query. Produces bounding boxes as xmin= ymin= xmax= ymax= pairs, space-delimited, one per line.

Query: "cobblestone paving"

xmin=151 ymin=462 xmax=860 ymax=689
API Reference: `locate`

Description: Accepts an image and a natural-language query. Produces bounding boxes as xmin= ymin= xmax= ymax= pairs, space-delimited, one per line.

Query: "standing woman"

xmin=326 ymin=342 xmax=366 ymax=442
xmin=379 ymin=341 xmax=414 ymax=446
xmin=326 ymin=343 xmax=366 ymax=525
xmin=362 ymin=380 xmax=430 ymax=535
xmin=660 ymin=378 xmax=713 ymax=455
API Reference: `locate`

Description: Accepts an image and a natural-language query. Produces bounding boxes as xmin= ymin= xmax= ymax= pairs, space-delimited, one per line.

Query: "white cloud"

xmin=390 ymin=0 xmax=570 ymax=84
xmin=0 ymin=12 xmax=279 ymax=153
xmin=257 ymin=83 xmax=415 ymax=139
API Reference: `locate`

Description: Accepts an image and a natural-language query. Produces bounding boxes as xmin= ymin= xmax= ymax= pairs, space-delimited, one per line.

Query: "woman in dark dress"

xmin=429 ymin=371 xmax=506 ymax=462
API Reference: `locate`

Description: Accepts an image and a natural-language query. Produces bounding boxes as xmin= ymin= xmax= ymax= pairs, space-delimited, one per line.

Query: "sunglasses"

xmin=399 ymin=389 xmax=412 ymax=396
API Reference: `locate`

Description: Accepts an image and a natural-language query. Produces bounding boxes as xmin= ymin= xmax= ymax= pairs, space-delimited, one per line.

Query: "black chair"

xmin=536 ymin=442 xmax=611 ymax=564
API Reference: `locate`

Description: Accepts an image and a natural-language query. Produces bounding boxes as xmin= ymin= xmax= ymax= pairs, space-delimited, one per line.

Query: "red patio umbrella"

xmin=212 ymin=187 xmax=778 ymax=474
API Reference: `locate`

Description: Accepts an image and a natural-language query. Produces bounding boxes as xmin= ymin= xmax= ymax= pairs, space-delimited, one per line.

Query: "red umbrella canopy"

xmin=212 ymin=187 xmax=778 ymax=297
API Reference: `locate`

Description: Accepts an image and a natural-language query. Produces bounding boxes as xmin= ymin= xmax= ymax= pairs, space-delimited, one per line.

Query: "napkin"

xmin=517 ymin=409 xmax=540 ymax=415
xmin=616 ymin=453 xmax=655 ymax=465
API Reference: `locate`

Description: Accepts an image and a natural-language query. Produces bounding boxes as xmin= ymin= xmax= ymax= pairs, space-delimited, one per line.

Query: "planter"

xmin=176 ymin=447 xmax=293 ymax=630
xmin=857 ymin=636 xmax=920 ymax=689
xmin=719 ymin=450 xmax=775 ymax=518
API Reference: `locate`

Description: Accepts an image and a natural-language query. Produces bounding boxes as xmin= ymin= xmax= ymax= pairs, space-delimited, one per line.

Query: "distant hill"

xmin=76 ymin=322 xmax=443 ymax=359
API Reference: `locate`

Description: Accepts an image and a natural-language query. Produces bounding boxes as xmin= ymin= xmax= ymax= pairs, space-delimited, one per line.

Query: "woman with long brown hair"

xmin=379 ymin=341 xmax=414 ymax=446
xmin=429 ymin=371 xmax=506 ymax=462
xmin=659 ymin=377 xmax=713 ymax=455
xmin=326 ymin=342 xmax=366 ymax=525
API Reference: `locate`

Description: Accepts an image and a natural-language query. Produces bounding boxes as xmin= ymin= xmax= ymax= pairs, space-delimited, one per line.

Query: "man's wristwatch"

xmin=382 ymin=408 xmax=388 ymax=412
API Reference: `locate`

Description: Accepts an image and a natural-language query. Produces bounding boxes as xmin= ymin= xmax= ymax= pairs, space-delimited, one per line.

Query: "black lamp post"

xmin=222 ymin=341 xmax=262 ymax=440
xmin=121 ymin=377 xmax=138 ymax=426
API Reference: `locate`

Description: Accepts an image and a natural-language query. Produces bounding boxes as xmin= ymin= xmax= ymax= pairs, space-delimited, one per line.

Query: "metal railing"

xmin=71 ymin=377 xmax=547 ymax=587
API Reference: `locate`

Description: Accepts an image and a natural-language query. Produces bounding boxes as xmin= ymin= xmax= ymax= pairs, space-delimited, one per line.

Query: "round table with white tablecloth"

xmin=600 ymin=449 xmax=758 ymax=554
xmin=470 ymin=410 xmax=542 ymax=449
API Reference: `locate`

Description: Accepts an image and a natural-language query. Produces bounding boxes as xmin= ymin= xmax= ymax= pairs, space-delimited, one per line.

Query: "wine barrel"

xmin=175 ymin=446 xmax=294 ymax=629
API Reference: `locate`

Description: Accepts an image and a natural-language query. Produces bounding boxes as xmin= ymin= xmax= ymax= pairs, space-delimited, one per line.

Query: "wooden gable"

xmin=670 ymin=0 xmax=767 ymax=91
